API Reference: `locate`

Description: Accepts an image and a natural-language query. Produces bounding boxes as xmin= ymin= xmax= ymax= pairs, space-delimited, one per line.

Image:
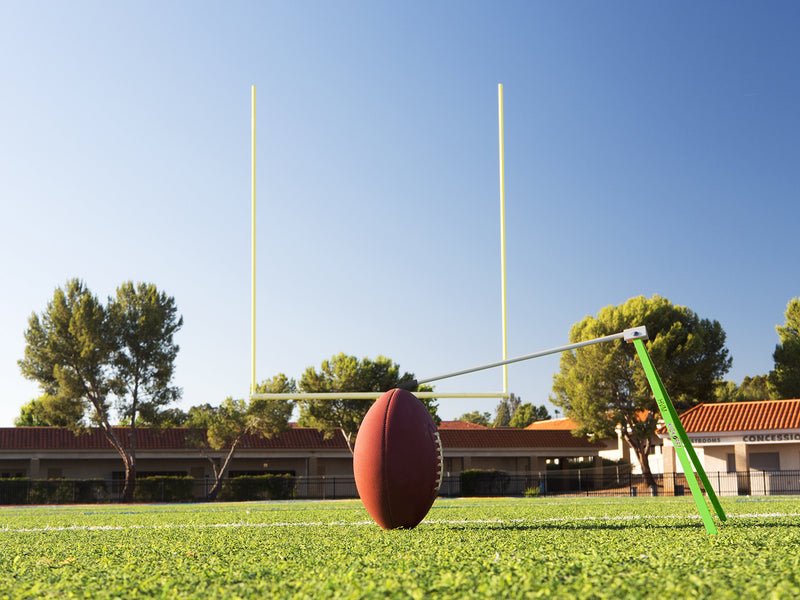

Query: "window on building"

xmin=648 ymin=444 xmax=662 ymax=455
xmin=726 ymin=454 xmax=736 ymax=473
xmin=749 ymin=452 xmax=780 ymax=472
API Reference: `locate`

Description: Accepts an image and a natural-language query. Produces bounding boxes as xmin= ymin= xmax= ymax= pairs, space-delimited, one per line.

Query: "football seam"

xmin=433 ymin=430 xmax=444 ymax=495
xmin=381 ymin=390 xmax=394 ymax=528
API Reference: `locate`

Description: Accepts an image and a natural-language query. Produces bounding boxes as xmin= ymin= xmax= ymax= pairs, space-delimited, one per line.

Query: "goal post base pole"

xmin=631 ymin=338 xmax=727 ymax=535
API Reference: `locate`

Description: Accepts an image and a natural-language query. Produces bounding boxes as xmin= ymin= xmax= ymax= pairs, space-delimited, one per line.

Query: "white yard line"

xmin=1 ymin=512 xmax=798 ymax=534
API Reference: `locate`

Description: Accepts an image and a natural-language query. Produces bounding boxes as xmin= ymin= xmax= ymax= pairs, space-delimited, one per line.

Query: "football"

xmin=353 ymin=388 xmax=443 ymax=529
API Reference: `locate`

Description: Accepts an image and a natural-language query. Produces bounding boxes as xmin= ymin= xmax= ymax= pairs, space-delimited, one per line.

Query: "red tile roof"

xmin=528 ymin=411 xmax=652 ymax=431
xmin=439 ymin=429 xmax=599 ymax=449
xmin=0 ymin=427 xmax=349 ymax=451
xmin=438 ymin=420 xmax=488 ymax=430
xmin=526 ymin=417 xmax=577 ymax=431
xmin=0 ymin=426 xmax=598 ymax=451
xmin=676 ymin=400 xmax=800 ymax=433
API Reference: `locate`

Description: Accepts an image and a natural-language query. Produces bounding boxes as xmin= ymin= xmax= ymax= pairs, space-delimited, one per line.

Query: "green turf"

xmin=1 ymin=496 xmax=799 ymax=599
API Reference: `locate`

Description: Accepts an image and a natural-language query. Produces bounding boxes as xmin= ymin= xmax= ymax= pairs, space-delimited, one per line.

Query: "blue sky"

xmin=1 ymin=2 xmax=798 ymax=426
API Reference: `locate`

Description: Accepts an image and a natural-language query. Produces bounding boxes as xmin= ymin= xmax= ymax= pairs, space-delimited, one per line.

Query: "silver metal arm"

xmin=409 ymin=326 xmax=648 ymax=387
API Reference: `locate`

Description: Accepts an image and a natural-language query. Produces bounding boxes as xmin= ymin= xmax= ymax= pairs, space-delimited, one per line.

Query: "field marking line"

xmin=1 ymin=512 xmax=798 ymax=534
xmin=424 ymin=512 xmax=800 ymax=526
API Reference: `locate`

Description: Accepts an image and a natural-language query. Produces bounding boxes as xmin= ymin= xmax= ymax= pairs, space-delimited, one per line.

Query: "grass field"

xmin=1 ymin=496 xmax=799 ymax=599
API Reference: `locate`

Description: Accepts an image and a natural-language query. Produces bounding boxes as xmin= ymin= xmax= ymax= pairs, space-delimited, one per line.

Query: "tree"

xmin=147 ymin=407 xmax=189 ymax=428
xmin=493 ymin=394 xmax=522 ymax=427
xmin=457 ymin=411 xmax=492 ymax=427
xmin=551 ymin=295 xmax=731 ymax=488
xmin=117 ymin=407 xmax=189 ymax=428
xmin=297 ymin=353 xmax=438 ymax=453
xmin=14 ymin=394 xmax=85 ymax=427
xmin=770 ymin=298 xmax=800 ymax=399
xmin=715 ymin=375 xmax=772 ymax=403
xmin=18 ymin=279 xmax=183 ymax=502
xmin=186 ymin=374 xmax=295 ymax=501
xmin=107 ymin=282 xmax=183 ymax=498
xmin=508 ymin=402 xmax=551 ymax=428
xmin=18 ymin=279 xmax=126 ymax=484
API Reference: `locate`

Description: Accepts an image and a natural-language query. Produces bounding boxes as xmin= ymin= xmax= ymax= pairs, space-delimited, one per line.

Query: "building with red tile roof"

xmin=658 ymin=399 xmax=800 ymax=495
xmin=0 ymin=424 xmax=601 ymax=484
xmin=526 ymin=414 xmax=665 ymax=476
xmin=526 ymin=417 xmax=577 ymax=431
xmin=438 ymin=428 xmax=600 ymax=475
xmin=438 ymin=420 xmax=488 ymax=430
xmin=673 ymin=399 xmax=800 ymax=433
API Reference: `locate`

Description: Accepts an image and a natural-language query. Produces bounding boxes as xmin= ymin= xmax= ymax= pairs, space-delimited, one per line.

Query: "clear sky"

xmin=1 ymin=2 xmax=798 ymax=427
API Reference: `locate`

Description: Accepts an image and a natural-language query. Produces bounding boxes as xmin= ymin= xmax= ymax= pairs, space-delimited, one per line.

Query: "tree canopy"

xmin=489 ymin=395 xmax=551 ymax=428
xmin=551 ymin=295 xmax=731 ymax=487
xmin=297 ymin=353 xmax=438 ymax=452
xmin=457 ymin=411 xmax=492 ymax=427
xmin=492 ymin=394 xmax=521 ymax=427
xmin=508 ymin=403 xmax=551 ymax=428
xmin=185 ymin=374 xmax=295 ymax=500
xmin=108 ymin=282 xmax=183 ymax=428
xmin=769 ymin=298 xmax=800 ymax=399
xmin=715 ymin=375 xmax=772 ymax=403
xmin=18 ymin=279 xmax=183 ymax=501
xmin=14 ymin=394 xmax=85 ymax=428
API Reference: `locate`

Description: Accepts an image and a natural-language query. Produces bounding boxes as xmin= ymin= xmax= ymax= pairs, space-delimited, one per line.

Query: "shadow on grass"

xmin=431 ymin=517 xmax=800 ymax=533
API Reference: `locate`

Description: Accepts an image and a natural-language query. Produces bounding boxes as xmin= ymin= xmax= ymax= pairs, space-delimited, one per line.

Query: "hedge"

xmin=460 ymin=469 xmax=510 ymax=496
xmin=133 ymin=476 xmax=195 ymax=503
xmin=218 ymin=474 xmax=296 ymax=501
xmin=0 ymin=478 xmax=109 ymax=505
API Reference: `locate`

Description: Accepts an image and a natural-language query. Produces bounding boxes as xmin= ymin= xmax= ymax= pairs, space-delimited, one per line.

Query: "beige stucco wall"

xmin=662 ymin=439 xmax=800 ymax=473
xmin=0 ymin=452 xmax=353 ymax=480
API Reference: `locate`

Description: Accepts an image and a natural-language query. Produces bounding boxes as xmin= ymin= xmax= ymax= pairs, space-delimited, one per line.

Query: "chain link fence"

xmin=2 ymin=470 xmax=799 ymax=505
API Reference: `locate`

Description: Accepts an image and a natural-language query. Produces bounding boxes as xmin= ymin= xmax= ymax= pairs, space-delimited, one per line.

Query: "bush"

xmin=30 ymin=479 xmax=75 ymax=504
xmin=0 ymin=478 xmax=109 ymax=505
xmin=74 ymin=479 xmax=109 ymax=503
xmin=460 ymin=470 xmax=510 ymax=496
xmin=0 ymin=478 xmax=30 ymax=505
xmin=218 ymin=474 xmax=296 ymax=502
xmin=523 ymin=486 xmax=542 ymax=498
xmin=134 ymin=476 xmax=195 ymax=503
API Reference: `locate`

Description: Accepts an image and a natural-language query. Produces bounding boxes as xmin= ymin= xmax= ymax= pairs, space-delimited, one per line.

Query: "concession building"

xmin=658 ymin=399 xmax=800 ymax=495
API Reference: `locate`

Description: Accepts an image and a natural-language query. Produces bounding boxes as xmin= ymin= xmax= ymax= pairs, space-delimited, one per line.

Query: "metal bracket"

xmin=623 ymin=326 xmax=648 ymax=343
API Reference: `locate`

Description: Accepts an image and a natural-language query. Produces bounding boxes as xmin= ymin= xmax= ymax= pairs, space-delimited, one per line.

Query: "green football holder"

xmin=630 ymin=336 xmax=727 ymax=534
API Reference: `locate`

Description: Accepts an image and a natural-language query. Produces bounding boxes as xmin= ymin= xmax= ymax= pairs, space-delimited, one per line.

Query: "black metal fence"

xmin=2 ymin=470 xmax=799 ymax=505
xmin=439 ymin=469 xmax=800 ymax=498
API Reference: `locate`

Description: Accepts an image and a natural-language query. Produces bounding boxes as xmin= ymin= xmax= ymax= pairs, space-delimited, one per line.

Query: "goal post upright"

xmin=498 ymin=83 xmax=509 ymax=396
xmin=251 ymin=84 xmax=257 ymax=396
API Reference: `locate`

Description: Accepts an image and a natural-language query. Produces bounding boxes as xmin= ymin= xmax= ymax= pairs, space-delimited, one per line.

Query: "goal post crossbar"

xmin=249 ymin=391 xmax=510 ymax=401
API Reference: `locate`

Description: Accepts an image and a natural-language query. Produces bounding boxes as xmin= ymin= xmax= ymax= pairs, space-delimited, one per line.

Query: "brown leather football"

xmin=353 ymin=388 xmax=443 ymax=529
